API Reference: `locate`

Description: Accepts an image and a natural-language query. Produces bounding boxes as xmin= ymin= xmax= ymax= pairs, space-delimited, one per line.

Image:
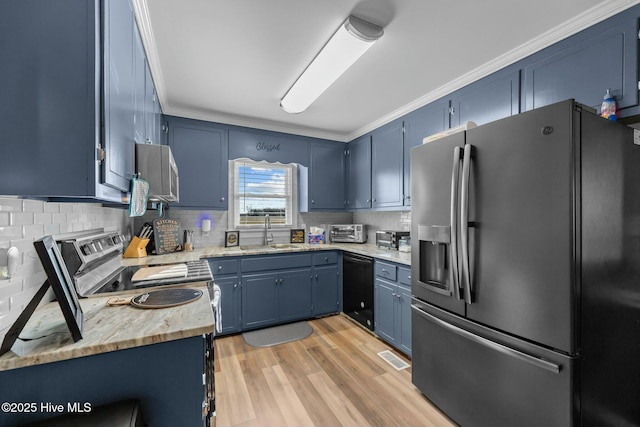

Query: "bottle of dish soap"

xmin=601 ymin=89 xmax=617 ymax=121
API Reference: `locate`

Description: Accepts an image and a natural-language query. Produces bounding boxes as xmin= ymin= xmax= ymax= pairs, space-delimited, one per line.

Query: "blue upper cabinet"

xmin=167 ymin=117 xmax=229 ymax=209
xmin=0 ymin=0 xmax=160 ymax=201
xmin=303 ymin=141 xmax=345 ymax=211
xmin=371 ymin=121 xmax=404 ymax=209
xmin=103 ymin=0 xmax=136 ymax=193
xmin=346 ymin=135 xmax=372 ymax=209
xmin=523 ymin=16 xmax=638 ymax=114
xmin=403 ymin=99 xmax=450 ymax=206
xmin=450 ymin=68 xmax=520 ymax=127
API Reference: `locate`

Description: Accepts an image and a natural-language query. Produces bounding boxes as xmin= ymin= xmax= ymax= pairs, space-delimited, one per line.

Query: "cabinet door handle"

xmin=218 ymin=265 xmax=223 ymax=270
xmin=221 ymin=197 xmax=225 ymax=202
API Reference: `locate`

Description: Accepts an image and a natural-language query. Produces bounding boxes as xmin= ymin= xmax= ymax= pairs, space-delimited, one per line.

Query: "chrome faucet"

xmin=264 ymin=214 xmax=273 ymax=245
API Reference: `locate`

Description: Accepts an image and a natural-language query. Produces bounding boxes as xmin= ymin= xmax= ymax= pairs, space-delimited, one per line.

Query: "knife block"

xmin=123 ymin=236 xmax=150 ymax=258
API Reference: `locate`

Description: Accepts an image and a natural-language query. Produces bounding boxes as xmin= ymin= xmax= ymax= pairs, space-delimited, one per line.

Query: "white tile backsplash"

xmin=353 ymin=210 xmax=411 ymax=242
xmin=0 ymin=197 xmax=130 ymax=333
xmin=0 ymin=196 xmax=411 ymax=334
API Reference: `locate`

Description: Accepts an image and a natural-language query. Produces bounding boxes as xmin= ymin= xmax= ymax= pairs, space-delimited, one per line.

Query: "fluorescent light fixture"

xmin=280 ymin=15 xmax=384 ymax=114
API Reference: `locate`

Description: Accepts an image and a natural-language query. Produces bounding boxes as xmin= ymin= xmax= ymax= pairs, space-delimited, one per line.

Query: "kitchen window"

xmin=228 ymin=158 xmax=298 ymax=229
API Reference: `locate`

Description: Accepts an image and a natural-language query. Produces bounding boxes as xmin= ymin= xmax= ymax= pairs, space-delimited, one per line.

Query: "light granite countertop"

xmin=121 ymin=243 xmax=412 ymax=267
xmin=0 ymin=284 xmax=214 ymax=372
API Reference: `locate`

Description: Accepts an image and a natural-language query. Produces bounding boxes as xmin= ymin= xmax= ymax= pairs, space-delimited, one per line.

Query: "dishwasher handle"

xmin=343 ymin=252 xmax=373 ymax=265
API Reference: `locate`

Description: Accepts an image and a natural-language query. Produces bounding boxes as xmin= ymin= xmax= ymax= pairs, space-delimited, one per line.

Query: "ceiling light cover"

xmin=280 ymin=15 xmax=384 ymax=114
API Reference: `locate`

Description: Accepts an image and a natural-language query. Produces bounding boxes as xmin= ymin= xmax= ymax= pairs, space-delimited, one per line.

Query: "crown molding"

xmin=133 ymin=0 xmax=640 ymax=143
xmin=345 ymin=0 xmax=640 ymax=142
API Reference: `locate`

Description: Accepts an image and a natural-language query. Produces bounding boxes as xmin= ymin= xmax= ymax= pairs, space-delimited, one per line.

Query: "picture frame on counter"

xmin=290 ymin=229 xmax=305 ymax=244
xmin=225 ymin=230 xmax=240 ymax=247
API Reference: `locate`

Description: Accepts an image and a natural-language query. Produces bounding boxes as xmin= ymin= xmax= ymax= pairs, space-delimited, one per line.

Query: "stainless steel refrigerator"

xmin=410 ymin=99 xmax=640 ymax=427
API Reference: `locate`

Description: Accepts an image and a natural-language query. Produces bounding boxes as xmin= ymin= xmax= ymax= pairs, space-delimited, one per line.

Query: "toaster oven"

xmin=376 ymin=230 xmax=410 ymax=250
xmin=330 ymin=224 xmax=367 ymax=243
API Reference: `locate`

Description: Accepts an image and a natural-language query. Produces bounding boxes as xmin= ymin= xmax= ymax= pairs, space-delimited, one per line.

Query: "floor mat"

xmin=242 ymin=321 xmax=313 ymax=347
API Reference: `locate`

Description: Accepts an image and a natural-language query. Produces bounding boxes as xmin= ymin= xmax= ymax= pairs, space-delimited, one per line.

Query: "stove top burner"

xmin=94 ymin=260 xmax=213 ymax=295
xmin=54 ymin=229 xmax=212 ymax=297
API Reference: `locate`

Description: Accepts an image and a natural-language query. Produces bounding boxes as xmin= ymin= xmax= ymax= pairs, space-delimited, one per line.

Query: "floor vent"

xmin=377 ymin=350 xmax=410 ymax=370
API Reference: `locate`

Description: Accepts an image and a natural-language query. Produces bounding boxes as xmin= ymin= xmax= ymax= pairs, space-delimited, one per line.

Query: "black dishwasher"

xmin=343 ymin=252 xmax=374 ymax=330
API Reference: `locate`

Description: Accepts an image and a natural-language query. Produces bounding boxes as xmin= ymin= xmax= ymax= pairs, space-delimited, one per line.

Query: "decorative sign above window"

xmin=229 ymin=130 xmax=310 ymax=166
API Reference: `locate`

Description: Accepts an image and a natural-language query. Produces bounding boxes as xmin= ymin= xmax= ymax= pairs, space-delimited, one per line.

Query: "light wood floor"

xmin=213 ymin=314 xmax=457 ymax=427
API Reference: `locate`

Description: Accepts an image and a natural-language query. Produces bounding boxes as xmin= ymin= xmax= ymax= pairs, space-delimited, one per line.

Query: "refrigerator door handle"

xmin=450 ymin=146 xmax=462 ymax=300
xmin=460 ymin=144 xmax=473 ymax=304
xmin=411 ymin=304 xmax=562 ymax=374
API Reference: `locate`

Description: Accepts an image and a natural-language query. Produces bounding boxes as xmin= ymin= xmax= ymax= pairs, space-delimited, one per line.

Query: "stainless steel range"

xmin=55 ymin=229 xmax=213 ymax=297
xmin=54 ymin=228 xmax=216 ymax=423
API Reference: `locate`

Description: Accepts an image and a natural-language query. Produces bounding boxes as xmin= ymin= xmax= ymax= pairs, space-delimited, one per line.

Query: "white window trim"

xmin=227 ymin=158 xmax=299 ymax=233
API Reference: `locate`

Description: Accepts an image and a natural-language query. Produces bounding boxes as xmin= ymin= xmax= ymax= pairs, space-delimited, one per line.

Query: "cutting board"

xmin=131 ymin=288 xmax=202 ymax=309
xmin=131 ymin=263 xmax=188 ymax=282
xmin=107 ymin=288 xmax=203 ymax=309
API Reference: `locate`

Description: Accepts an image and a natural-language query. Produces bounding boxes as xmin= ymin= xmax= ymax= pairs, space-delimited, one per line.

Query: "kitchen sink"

xmin=268 ymin=244 xmax=300 ymax=249
xmin=238 ymin=244 xmax=301 ymax=251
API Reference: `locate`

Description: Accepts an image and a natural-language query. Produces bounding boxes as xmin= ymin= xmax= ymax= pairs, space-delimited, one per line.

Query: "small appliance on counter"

xmin=376 ymin=230 xmax=409 ymax=250
xmin=329 ymin=224 xmax=366 ymax=243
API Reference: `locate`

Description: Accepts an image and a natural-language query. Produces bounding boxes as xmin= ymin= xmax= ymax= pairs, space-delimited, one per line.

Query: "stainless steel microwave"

xmin=330 ymin=224 xmax=367 ymax=243
xmin=135 ymin=143 xmax=179 ymax=203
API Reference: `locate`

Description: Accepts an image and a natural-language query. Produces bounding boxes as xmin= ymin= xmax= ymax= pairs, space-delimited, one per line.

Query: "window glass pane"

xmin=236 ymin=161 xmax=291 ymax=226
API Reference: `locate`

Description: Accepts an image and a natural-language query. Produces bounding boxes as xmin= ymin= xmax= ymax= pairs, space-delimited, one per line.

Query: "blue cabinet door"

xmin=313 ymin=264 xmax=339 ymax=315
xmin=371 ymin=121 xmax=404 ymax=208
xmin=308 ymin=142 xmax=345 ymax=210
xmin=144 ymin=62 xmax=159 ymax=144
xmin=524 ymin=17 xmax=638 ymax=113
xmin=398 ymin=284 xmax=412 ymax=357
xmin=103 ymin=0 xmax=136 ymax=192
xmin=374 ymin=278 xmax=397 ymax=345
xmin=242 ymin=272 xmax=278 ymax=330
xmin=346 ymin=135 xmax=372 ymax=209
xmin=216 ymin=276 xmax=242 ymax=335
xmin=133 ymin=25 xmax=146 ymax=145
xmin=278 ymin=269 xmax=313 ymax=322
xmin=450 ymin=69 xmax=520 ymax=127
xmin=168 ymin=118 xmax=228 ymax=208
xmin=403 ymin=99 xmax=450 ymax=206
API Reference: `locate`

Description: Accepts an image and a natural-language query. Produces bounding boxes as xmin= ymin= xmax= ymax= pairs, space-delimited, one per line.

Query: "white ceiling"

xmin=133 ymin=0 xmax=640 ymax=142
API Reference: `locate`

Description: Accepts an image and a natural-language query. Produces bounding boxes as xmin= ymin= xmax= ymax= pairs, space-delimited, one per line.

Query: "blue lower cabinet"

xmin=211 ymin=251 xmax=342 ymax=334
xmin=242 ymin=269 xmax=312 ymax=330
xmin=313 ymin=264 xmax=340 ymax=316
xmin=0 ymin=336 xmax=209 ymax=427
xmin=242 ymin=272 xmax=280 ymax=329
xmin=278 ymin=269 xmax=313 ymax=322
xmin=216 ymin=276 xmax=242 ymax=335
xmin=209 ymin=258 xmax=242 ymax=335
xmin=374 ymin=261 xmax=412 ymax=356
xmin=375 ymin=278 xmax=397 ymax=344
